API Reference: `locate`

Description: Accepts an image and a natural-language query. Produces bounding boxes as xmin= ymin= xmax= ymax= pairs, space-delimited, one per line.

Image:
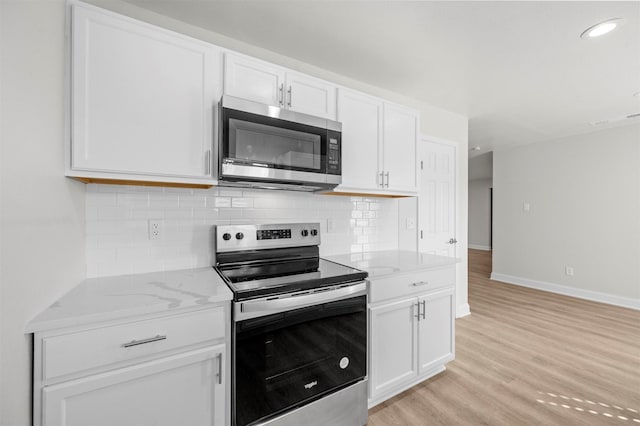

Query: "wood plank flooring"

xmin=368 ymin=249 xmax=640 ymax=425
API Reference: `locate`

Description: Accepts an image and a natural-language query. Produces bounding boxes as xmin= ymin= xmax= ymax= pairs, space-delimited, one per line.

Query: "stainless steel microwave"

xmin=218 ymin=96 xmax=342 ymax=192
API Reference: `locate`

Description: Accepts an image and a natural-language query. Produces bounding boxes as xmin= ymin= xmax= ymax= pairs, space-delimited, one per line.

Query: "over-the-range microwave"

xmin=218 ymin=95 xmax=342 ymax=192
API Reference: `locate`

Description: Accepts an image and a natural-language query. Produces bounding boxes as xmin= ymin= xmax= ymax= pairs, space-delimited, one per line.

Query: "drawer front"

xmin=42 ymin=307 xmax=225 ymax=381
xmin=369 ymin=267 xmax=455 ymax=304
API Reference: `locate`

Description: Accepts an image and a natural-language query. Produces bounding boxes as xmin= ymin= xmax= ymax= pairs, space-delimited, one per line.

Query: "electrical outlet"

xmin=327 ymin=219 xmax=335 ymax=233
xmin=148 ymin=220 xmax=162 ymax=240
xmin=406 ymin=217 xmax=416 ymax=230
xmin=523 ymin=202 xmax=531 ymax=212
xmin=565 ymin=266 xmax=574 ymax=276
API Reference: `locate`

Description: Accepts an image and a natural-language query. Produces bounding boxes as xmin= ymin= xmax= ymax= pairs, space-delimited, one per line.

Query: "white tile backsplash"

xmin=85 ymin=184 xmax=399 ymax=277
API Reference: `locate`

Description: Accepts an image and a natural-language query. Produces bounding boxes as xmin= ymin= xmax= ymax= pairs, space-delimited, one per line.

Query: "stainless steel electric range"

xmin=214 ymin=223 xmax=368 ymax=426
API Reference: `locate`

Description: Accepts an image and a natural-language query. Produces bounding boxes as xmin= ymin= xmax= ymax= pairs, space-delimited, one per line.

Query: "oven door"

xmin=233 ymin=293 xmax=366 ymax=426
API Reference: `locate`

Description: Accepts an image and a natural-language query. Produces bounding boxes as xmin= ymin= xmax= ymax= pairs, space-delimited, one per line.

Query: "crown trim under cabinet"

xmin=66 ymin=2 xmax=221 ymax=187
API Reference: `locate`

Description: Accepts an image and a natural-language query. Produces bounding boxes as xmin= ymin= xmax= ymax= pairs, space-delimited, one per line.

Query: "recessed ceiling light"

xmin=580 ymin=18 xmax=624 ymax=39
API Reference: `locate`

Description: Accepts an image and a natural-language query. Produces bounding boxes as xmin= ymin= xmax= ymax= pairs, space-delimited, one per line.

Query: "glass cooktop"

xmin=215 ymin=258 xmax=367 ymax=301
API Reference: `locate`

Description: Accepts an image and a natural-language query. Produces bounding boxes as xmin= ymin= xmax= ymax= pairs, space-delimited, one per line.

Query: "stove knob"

xmin=222 ymin=233 xmax=231 ymax=241
xmin=235 ymin=232 xmax=244 ymax=240
xmin=311 ymin=229 xmax=318 ymax=236
xmin=301 ymin=229 xmax=309 ymax=237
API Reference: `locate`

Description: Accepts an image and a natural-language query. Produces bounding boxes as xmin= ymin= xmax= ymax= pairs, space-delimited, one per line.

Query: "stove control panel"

xmin=216 ymin=223 xmax=321 ymax=252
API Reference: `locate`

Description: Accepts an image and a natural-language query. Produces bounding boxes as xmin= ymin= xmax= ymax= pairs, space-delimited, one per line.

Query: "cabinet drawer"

xmin=369 ymin=267 xmax=455 ymax=303
xmin=42 ymin=308 xmax=225 ymax=381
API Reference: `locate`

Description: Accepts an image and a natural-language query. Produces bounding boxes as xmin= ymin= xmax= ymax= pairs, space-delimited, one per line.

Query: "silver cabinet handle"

xmin=448 ymin=238 xmax=458 ymax=244
xmin=385 ymin=171 xmax=390 ymax=187
xmin=287 ymin=85 xmax=292 ymax=107
xmin=205 ymin=150 xmax=211 ymax=175
xmin=278 ymin=84 xmax=284 ymax=106
xmin=421 ymin=300 xmax=426 ymax=320
xmin=414 ymin=302 xmax=421 ymax=320
xmin=379 ymin=171 xmax=385 ymax=187
xmin=216 ymin=353 xmax=223 ymax=384
xmin=412 ymin=281 xmax=429 ymax=287
xmin=122 ymin=335 xmax=166 ymax=348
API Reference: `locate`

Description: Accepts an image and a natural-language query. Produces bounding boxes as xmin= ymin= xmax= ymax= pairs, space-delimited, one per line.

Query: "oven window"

xmin=234 ymin=295 xmax=366 ymax=426
xmin=229 ymin=118 xmax=321 ymax=170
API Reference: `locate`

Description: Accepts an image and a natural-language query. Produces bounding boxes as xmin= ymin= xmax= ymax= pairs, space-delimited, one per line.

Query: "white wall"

xmin=492 ymin=124 xmax=640 ymax=308
xmin=1 ymin=1 xmax=86 ymax=425
xmin=469 ymin=178 xmax=492 ymax=250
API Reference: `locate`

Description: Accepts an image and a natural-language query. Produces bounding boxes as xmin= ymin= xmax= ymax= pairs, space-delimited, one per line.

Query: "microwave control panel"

xmin=327 ymin=136 xmax=341 ymax=173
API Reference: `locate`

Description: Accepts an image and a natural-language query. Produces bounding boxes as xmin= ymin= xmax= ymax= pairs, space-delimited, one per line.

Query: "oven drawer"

xmin=368 ymin=266 xmax=455 ymax=303
xmin=41 ymin=308 xmax=225 ymax=381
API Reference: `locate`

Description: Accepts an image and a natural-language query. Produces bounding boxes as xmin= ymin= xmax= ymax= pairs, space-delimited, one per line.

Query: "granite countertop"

xmin=326 ymin=250 xmax=458 ymax=278
xmin=26 ymin=267 xmax=232 ymax=333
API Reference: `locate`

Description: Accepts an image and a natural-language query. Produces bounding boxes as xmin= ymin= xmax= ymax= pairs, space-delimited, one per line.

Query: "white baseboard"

xmin=490 ymin=272 xmax=640 ymax=311
xmin=456 ymin=303 xmax=471 ymax=318
xmin=468 ymin=244 xmax=491 ymax=251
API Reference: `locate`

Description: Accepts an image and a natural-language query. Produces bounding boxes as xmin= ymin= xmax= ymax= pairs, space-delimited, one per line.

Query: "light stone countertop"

xmin=26 ymin=267 xmax=232 ymax=333
xmin=325 ymin=250 xmax=458 ymax=279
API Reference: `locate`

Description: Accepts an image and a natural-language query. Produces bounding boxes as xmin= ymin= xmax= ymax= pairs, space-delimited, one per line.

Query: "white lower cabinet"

xmin=368 ymin=268 xmax=455 ymax=406
xmin=42 ymin=345 xmax=225 ymax=426
xmin=34 ymin=307 xmax=229 ymax=426
xmin=418 ymin=290 xmax=455 ymax=374
xmin=369 ymin=298 xmax=419 ymax=398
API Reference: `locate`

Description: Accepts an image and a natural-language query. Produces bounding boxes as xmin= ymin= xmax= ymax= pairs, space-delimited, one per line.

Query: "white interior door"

xmin=418 ymin=138 xmax=457 ymax=256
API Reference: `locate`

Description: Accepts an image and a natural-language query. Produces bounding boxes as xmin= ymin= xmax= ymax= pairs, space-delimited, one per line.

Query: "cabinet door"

xmin=337 ymin=89 xmax=383 ymax=190
xmin=42 ymin=345 xmax=225 ymax=426
xmin=286 ymin=71 xmax=337 ymax=119
xmin=224 ymin=52 xmax=286 ymax=107
xmin=382 ymin=103 xmax=419 ymax=192
xmin=369 ymin=298 xmax=418 ymax=400
xmin=418 ymin=288 xmax=455 ymax=374
xmin=71 ymin=4 xmax=220 ymax=179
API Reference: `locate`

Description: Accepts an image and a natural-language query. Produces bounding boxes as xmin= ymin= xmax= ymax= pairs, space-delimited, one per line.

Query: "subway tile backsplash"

xmin=85 ymin=184 xmax=399 ymax=278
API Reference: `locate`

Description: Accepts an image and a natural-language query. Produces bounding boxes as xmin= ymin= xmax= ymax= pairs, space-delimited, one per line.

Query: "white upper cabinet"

xmin=382 ymin=102 xmax=419 ymax=193
xmin=337 ymin=89 xmax=383 ymax=190
xmin=68 ymin=3 xmax=222 ymax=187
xmin=335 ymin=89 xmax=419 ymax=196
xmin=223 ymin=52 xmax=337 ymax=120
xmin=286 ymin=71 xmax=337 ymax=119
xmin=223 ymin=53 xmax=286 ymax=107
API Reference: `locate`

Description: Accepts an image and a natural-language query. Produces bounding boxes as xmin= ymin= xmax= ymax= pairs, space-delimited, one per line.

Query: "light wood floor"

xmin=368 ymin=249 xmax=640 ymax=425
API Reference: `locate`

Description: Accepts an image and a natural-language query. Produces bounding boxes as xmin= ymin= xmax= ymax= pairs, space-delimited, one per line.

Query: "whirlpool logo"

xmin=304 ymin=380 xmax=318 ymax=390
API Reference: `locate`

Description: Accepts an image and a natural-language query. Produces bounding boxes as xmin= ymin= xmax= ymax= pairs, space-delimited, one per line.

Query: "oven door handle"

xmin=236 ymin=281 xmax=367 ymax=321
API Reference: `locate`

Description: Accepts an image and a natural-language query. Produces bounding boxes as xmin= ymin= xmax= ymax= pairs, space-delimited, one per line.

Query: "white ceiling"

xmin=123 ymin=1 xmax=640 ymax=157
